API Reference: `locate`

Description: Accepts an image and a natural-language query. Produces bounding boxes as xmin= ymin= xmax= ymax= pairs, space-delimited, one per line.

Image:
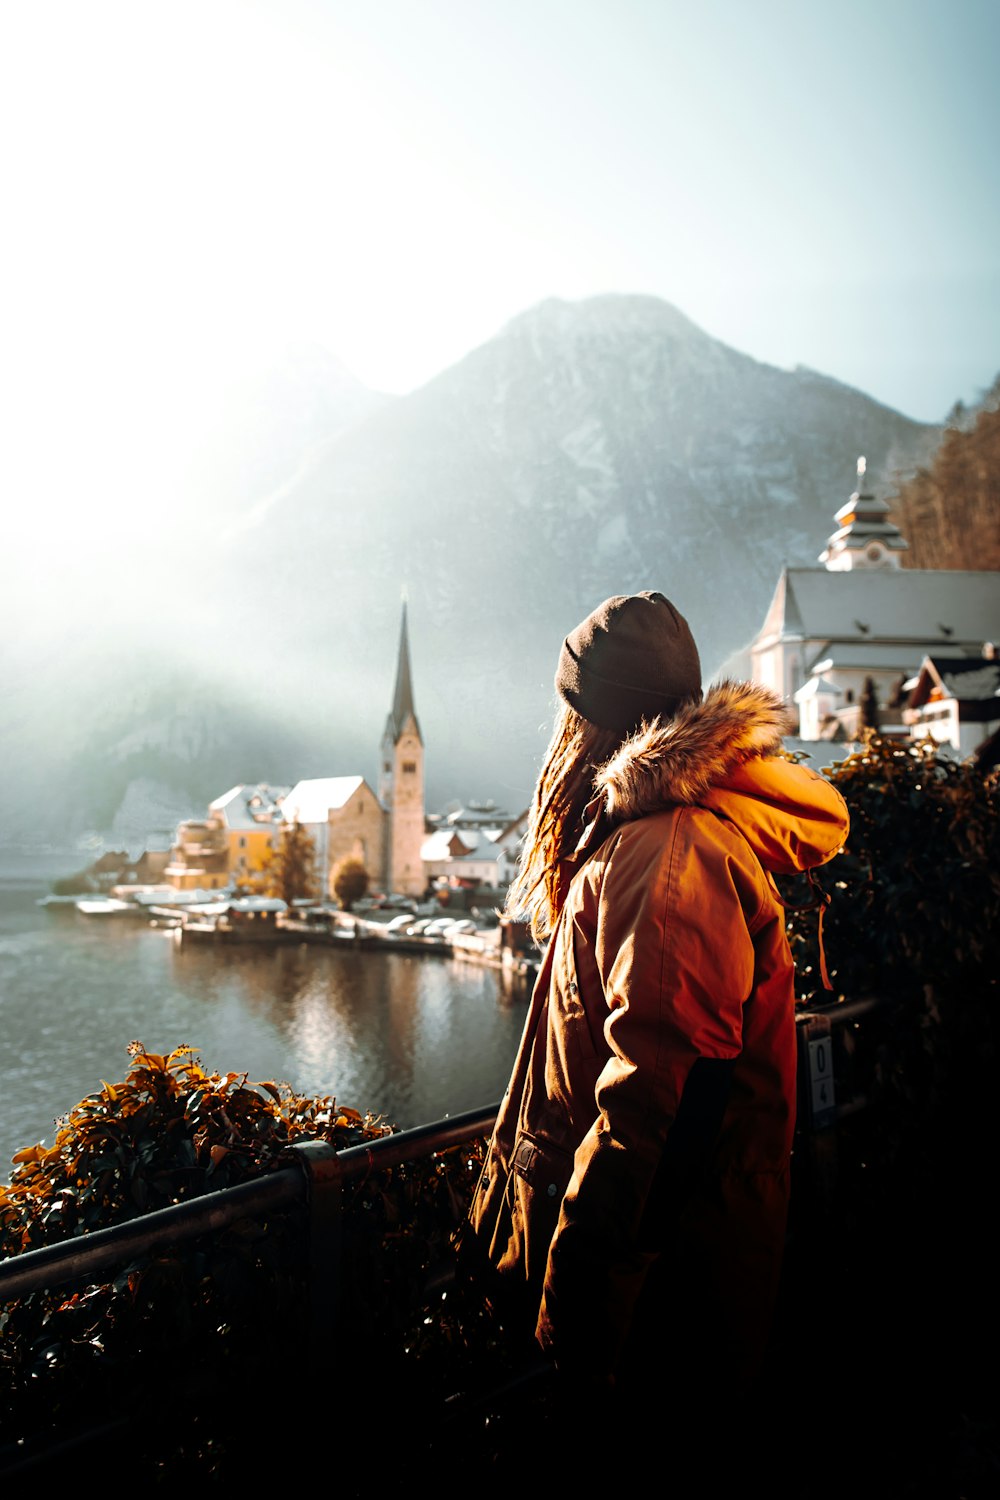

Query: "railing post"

xmin=286 ymin=1140 xmax=344 ymax=1365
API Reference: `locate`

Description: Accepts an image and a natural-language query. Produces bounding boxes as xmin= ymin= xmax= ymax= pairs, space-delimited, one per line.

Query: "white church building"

xmin=748 ymin=458 xmax=999 ymax=752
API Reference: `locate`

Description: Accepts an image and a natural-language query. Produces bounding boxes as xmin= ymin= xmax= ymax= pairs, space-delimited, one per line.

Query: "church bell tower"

xmin=819 ymin=456 xmax=910 ymax=571
xmin=379 ymin=603 xmax=426 ymax=897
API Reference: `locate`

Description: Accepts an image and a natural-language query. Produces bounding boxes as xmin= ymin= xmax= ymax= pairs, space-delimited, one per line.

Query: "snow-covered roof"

xmin=283 ymin=776 xmax=370 ymax=822
xmin=421 ymin=829 xmax=477 ymax=861
xmin=758 ymin=568 xmax=999 ymax=647
xmin=444 ymin=803 xmax=510 ymax=830
xmin=909 ymin=655 xmax=1000 ymax=706
xmin=209 ymin=783 xmax=290 ymax=830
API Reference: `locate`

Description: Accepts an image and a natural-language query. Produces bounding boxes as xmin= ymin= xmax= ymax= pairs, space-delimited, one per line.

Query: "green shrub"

xmin=0 ymin=1043 xmax=487 ymax=1476
xmin=778 ymin=734 xmax=1000 ymax=1404
xmin=783 ymin=733 xmax=1000 ymax=1011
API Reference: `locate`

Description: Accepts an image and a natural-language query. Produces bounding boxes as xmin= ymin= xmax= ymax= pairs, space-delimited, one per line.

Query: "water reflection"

xmin=167 ymin=937 xmax=529 ymax=1128
xmin=1 ymin=869 xmax=529 ymax=1166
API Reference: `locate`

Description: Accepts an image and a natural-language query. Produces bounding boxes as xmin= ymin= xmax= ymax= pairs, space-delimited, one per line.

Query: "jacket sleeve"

xmin=535 ymin=807 xmax=771 ymax=1381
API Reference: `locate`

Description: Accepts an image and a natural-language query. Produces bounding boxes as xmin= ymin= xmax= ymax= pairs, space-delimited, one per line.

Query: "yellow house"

xmin=209 ymin=783 xmax=290 ymax=885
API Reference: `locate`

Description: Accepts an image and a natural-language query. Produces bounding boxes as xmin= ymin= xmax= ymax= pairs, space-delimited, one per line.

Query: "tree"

xmin=891 ymin=401 xmax=1000 ymax=570
xmin=332 ymin=856 xmax=369 ymax=911
xmin=858 ymin=675 xmax=880 ymax=732
xmin=262 ymin=821 xmax=317 ymax=905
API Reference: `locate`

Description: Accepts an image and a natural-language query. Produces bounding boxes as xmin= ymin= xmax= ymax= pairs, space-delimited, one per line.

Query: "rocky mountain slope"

xmin=4 ymin=295 xmax=948 ymax=849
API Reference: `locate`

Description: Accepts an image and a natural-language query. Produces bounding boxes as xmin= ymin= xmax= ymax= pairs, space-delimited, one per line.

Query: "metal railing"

xmin=2 ymin=999 xmax=881 ymax=1312
xmin=1 ymin=1002 xmax=886 ymax=1475
xmin=0 ymin=1103 xmax=498 ymax=1320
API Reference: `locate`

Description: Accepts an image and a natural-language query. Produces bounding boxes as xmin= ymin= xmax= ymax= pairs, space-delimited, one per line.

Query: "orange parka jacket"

xmin=466 ymin=682 xmax=850 ymax=1387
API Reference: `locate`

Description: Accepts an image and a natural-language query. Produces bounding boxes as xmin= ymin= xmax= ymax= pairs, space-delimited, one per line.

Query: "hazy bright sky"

xmin=3 ymin=0 xmax=999 ymax=562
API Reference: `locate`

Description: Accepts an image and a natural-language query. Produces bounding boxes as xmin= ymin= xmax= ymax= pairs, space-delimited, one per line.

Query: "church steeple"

xmin=379 ymin=601 xmax=425 ymax=896
xmin=385 ymin=601 xmax=422 ymax=745
xmin=819 ymin=456 xmax=910 ymax=572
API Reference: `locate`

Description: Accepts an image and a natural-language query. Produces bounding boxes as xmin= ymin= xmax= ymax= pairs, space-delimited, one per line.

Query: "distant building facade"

xmin=209 ymin=783 xmax=289 ymax=885
xmin=281 ymin=775 xmax=385 ymax=902
xmin=163 ymin=817 xmax=229 ymax=890
xmin=902 ymin=650 xmax=1000 ymax=756
xmin=420 ymin=802 xmax=527 ymax=893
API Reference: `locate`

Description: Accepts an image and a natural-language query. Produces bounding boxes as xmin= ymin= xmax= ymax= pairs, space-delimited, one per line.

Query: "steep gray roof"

xmin=910 ymin=655 xmax=1000 ymax=705
xmin=759 ymin=568 xmax=999 ymax=647
xmin=209 ymin=783 xmax=290 ymax=831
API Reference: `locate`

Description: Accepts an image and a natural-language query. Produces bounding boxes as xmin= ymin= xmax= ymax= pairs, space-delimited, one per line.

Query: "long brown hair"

xmin=505 ymin=703 xmax=622 ymax=943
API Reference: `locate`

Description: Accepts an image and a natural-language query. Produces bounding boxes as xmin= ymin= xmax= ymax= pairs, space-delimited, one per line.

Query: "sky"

xmin=2 ymin=0 xmax=999 ymax=569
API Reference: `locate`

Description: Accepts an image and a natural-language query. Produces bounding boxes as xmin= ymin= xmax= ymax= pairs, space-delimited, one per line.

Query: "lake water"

xmin=0 ymin=860 xmax=530 ymax=1176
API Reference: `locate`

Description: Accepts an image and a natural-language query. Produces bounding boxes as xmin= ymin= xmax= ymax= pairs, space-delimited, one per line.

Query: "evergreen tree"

xmin=859 ymin=676 xmax=881 ymax=732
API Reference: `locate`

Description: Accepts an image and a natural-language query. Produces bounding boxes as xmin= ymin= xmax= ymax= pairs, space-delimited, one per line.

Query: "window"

xmin=402 ymin=761 xmax=416 ymax=774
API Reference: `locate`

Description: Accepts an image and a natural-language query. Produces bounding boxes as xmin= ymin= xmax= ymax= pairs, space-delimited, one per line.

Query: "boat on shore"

xmin=173 ymin=897 xmax=292 ymax=944
xmin=74 ymin=897 xmax=142 ymax=918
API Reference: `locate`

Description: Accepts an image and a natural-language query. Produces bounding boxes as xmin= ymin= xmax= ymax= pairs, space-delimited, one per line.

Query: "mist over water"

xmin=0 ymin=864 xmax=527 ymax=1175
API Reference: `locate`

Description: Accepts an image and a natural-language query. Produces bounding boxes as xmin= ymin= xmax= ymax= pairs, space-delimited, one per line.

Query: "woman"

xmin=466 ymin=591 xmax=849 ymax=1424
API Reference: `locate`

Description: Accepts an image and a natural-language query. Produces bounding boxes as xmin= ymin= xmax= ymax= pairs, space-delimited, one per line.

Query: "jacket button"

xmin=547 ymin=1183 xmax=557 ymax=1196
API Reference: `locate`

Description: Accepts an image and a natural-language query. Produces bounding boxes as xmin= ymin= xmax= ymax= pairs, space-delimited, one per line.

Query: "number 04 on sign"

xmin=808 ymin=1033 xmax=836 ymax=1130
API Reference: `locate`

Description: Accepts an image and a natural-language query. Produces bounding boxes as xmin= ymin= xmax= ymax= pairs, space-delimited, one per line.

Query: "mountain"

xmin=216 ymin=294 xmax=939 ymax=801
xmin=2 ymin=295 xmax=947 ymax=850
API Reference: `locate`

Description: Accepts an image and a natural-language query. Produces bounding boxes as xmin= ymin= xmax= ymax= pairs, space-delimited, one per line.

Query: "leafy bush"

xmin=777 ymin=734 xmax=1000 ymax=1443
xmin=781 ymin=735 xmax=999 ymax=1185
xmin=332 ymin=855 xmax=370 ymax=910
xmin=783 ymin=733 xmax=1000 ymax=1011
xmin=0 ymin=1043 xmax=487 ymax=1477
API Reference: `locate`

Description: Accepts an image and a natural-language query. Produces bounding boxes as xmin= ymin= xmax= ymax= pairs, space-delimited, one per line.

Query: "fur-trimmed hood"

xmin=590 ymin=679 xmax=848 ymax=876
xmin=596 ymin=680 xmax=793 ymax=819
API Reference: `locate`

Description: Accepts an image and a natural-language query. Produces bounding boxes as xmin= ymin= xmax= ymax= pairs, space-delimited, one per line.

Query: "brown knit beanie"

xmin=555 ymin=591 xmax=702 ymax=733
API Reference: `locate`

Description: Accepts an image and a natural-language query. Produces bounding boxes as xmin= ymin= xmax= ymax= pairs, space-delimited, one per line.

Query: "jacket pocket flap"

xmin=511 ymin=1129 xmax=572 ymax=1194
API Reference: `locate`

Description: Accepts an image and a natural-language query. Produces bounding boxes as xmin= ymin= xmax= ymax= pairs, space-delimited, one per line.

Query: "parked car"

xmin=446 ymin=919 xmax=477 ymax=935
xmin=384 ymin=914 xmax=414 ymax=933
xmin=405 ymin=918 xmax=434 ymax=935
xmin=423 ymin=917 xmax=457 ymax=937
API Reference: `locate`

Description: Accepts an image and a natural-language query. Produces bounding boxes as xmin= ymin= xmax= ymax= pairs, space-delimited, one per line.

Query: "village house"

xmin=420 ymin=802 xmax=526 ymax=894
xmin=280 ymin=775 xmax=385 ymax=901
xmin=902 ymin=649 xmax=1000 ymax=756
xmin=208 ymin=783 xmax=290 ymax=885
xmin=162 ymin=817 xmax=229 ymax=891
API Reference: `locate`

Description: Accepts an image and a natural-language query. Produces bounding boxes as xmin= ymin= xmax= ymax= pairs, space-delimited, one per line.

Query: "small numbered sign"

xmin=808 ymin=1034 xmax=836 ymax=1128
